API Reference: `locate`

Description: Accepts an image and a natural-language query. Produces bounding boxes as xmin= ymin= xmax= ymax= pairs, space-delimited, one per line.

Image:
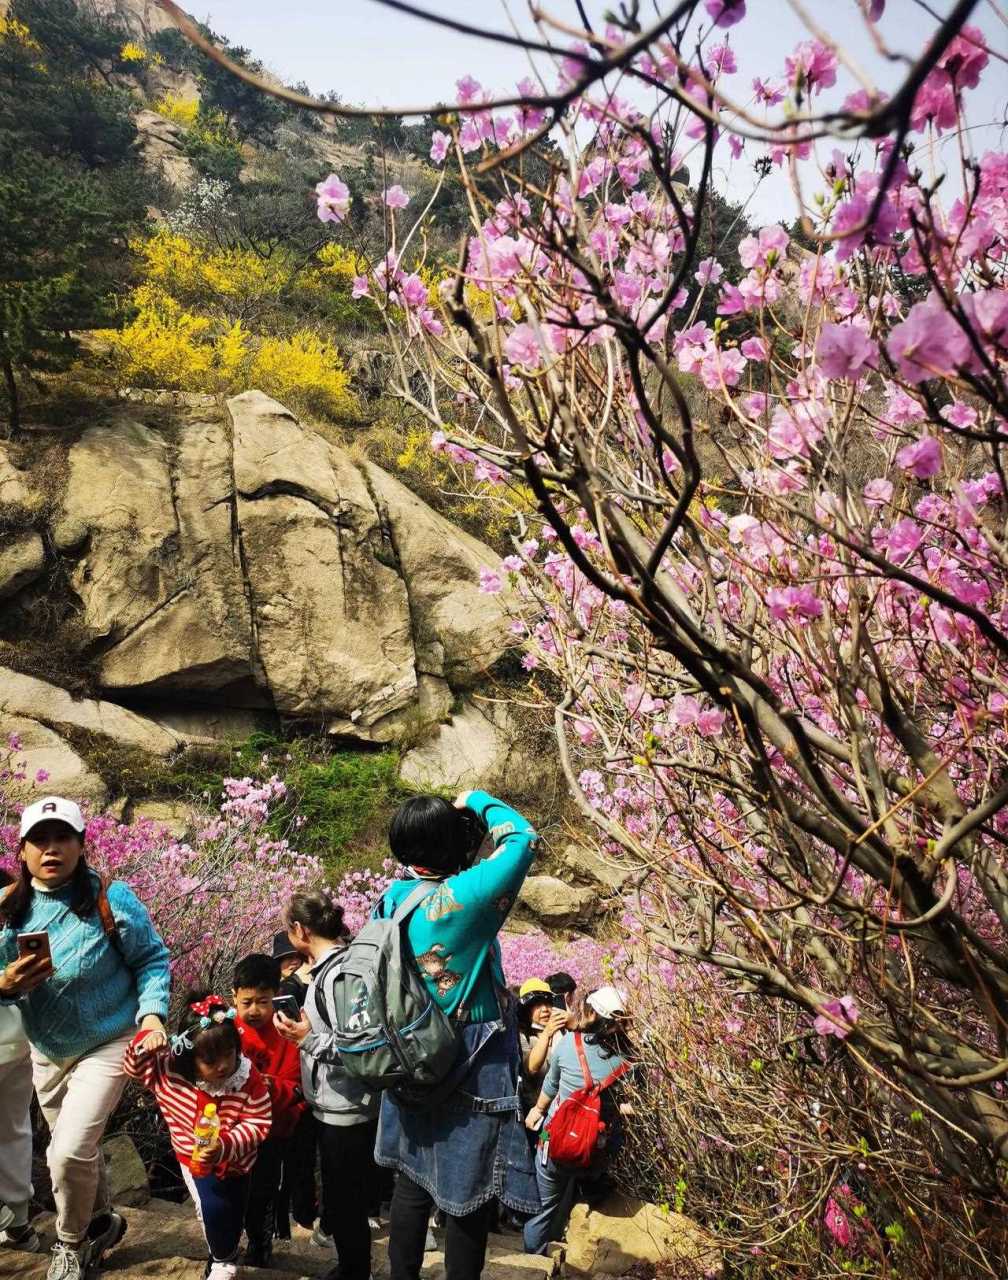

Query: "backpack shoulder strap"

xmin=573 ymin=1032 xmax=594 ymax=1089
xmin=598 ymin=1061 xmax=631 ymax=1092
xmin=309 ymin=948 xmax=344 ymax=1031
xmin=95 ymin=880 xmax=124 ymax=955
xmin=389 ymin=880 xmax=438 ymax=925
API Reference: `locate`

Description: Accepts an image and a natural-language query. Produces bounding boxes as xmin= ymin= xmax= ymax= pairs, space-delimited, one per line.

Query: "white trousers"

xmin=0 ymin=1050 xmax=34 ymax=1224
xmin=32 ymin=1035 xmax=132 ymax=1244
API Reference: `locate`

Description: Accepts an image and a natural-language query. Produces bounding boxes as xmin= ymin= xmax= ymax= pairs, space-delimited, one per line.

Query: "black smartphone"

xmin=272 ymin=994 xmax=301 ymax=1020
xmin=551 ymin=994 xmax=568 ymax=1010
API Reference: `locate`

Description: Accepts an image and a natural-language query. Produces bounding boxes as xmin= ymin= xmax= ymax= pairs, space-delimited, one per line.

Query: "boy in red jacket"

xmin=232 ymin=953 xmax=305 ymax=1267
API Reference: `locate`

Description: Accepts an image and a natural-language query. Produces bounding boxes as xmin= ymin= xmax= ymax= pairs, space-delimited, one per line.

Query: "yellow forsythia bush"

xmin=152 ymin=92 xmax=199 ymax=128
xmin=99 ymin=286 xmax=246 ymax=393
xmin=249 ymin=332 xmax=354 ymax=418
xmin=136 ymin=230 xmax=287 ymax=311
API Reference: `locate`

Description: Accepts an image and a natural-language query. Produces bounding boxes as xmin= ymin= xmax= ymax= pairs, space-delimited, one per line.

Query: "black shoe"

xmin=85 ymin=1212 xmax=127 ymax=1271
xmin=242 ymin=1242 xmax=272 ymax=1268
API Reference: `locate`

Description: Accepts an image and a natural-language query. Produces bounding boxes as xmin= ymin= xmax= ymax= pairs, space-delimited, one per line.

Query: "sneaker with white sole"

xmin=46 ymin=1241 xmax=90 ymax=1280
xmin=0 ymin=1206 xmax=14 ymax=1235
xmin=206 ymin=1263 xmax=238 ymax=1280
xmin=367 ymin=1217 xmax=381 ymax=1231
xmin=85 ymin=1211 xmax=127 ymax=1270
xmin=0 ymin=1224 xmax=42 ymax=1253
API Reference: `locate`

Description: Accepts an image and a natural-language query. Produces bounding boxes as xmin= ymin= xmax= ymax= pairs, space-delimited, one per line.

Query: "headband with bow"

xmin=170 ymin=997 xmax=237 ymax=1056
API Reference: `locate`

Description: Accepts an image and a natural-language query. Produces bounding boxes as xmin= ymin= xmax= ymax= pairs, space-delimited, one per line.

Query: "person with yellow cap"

xmin=516 ymin=979 xmax=569 ymax=1118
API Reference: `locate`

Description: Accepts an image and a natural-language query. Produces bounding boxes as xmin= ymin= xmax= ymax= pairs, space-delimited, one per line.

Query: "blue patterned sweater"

xmin=0 ymin=871 xmax=170 ymax=1062
xmin=374 ymin=791 xmax=538 ymax=1023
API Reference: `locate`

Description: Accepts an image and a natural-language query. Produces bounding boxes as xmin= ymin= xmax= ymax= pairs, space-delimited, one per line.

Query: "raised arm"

xmin=446 ymin=791 xmax=538 ymax=921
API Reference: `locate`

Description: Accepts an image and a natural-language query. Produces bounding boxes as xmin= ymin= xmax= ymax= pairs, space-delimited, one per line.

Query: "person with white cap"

xmin=0 ymin=796 xmax=171 ymax=1280
xmin=522 ymin=986 xmax=635 ymax=1256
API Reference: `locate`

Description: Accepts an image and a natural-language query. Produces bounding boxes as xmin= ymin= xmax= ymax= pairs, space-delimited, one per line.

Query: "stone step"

xmin=3 ymin=1203 xmax=558 ymax=1280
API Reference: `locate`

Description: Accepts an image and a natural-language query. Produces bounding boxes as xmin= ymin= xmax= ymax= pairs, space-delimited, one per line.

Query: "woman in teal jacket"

xmin=374 ymin=789 xmax=541 ymax=1280
xmin=0 ymin=796 xmax=170 ymax=1280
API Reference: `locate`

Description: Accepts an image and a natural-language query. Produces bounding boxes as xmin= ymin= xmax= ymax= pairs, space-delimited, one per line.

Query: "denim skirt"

xmin=375 ymin=1015 xmax=541 ymax=1217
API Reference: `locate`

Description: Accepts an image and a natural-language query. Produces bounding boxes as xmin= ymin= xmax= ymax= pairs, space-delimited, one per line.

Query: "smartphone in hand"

xmin=17 ymin=931 xmax=52 ymax=967
xmin=272 ymin=994 xmax=301 ymax=1021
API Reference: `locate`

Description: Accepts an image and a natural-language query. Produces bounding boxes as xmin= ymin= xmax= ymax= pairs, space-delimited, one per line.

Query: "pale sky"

xmin=197 ymin=0 xmax=1008 ymax=225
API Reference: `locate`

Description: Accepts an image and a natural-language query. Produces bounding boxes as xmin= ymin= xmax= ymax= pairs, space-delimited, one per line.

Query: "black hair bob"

xmin=388 ymin=795 xmax=487 ymax=874
xmin=232 ymin=952 xmax=281 ymax=993
xmin=173 ymin=992 xmax=242 ymax=1084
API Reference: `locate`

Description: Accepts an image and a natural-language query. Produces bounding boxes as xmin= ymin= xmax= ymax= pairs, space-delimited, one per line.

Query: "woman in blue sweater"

xmin=374 ymin=789 xmax=542 ymax=1280
xmin=0 ymin=796 xmax=170 ymax=1280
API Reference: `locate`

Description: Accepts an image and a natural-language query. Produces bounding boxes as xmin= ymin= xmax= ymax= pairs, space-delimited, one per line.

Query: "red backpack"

xmin=544 ymin=1033 xmax=631 ymax=1170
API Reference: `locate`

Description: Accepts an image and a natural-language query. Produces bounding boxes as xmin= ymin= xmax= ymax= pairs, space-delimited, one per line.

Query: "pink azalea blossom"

xmin=479 ymin=567 xmax=503 ymax=594
xmin=384 ymin=185 xmax=410 ymax=210
xmin=886 ymin=296 xmax=971 ymax=384
xmin=814 ymin=994 xmax=860 ymax=1039
xmin=784 ymin=40 xmax=838 ymax=93
xmin=430 ymin=131 xmax=450 ymax=164
xmin=315 ymin=172 xmax=351 ymax=223
xmin=863 ymin=478 xmax=893 ymax=508
xmin=695 ymin=257 xmax=724 ymax=286
xmin=896 ymin=435 xmax=943 ymax=479
xmin=504 ymin=323 xmax=547 ymax=369
xmin=456 ymin=74 xmax=482 ymax=105
xmin=705 ymin=0 xmax=746 ymax=28
xmin=815 ymin=322 xmax=876 ymax=380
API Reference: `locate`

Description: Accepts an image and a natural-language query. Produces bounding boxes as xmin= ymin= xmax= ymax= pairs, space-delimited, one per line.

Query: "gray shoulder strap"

xmin=390 ymin=880 xmax=438 ymax=924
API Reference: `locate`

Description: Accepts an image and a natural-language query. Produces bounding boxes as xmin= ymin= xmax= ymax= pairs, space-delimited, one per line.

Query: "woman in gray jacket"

xmin=274 ymin=892 xmax=378 ymax=1280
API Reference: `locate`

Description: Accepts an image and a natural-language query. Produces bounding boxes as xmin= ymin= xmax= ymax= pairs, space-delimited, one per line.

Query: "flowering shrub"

xmin=216 ymin=0 xmax=1008 ymax=1269
xmin=99 ymin=231 xmax=356 ymax=418
xmin=152 ymin=91 xmax=199 ymax=128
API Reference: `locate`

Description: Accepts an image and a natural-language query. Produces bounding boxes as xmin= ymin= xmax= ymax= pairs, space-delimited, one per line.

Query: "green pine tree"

xmin=0 ymin=1 xmax=153 ymax=437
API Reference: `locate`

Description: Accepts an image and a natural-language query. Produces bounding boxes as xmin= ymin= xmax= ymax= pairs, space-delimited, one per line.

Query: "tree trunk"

xmin=2 ymin=356 xmax=19 ymax=440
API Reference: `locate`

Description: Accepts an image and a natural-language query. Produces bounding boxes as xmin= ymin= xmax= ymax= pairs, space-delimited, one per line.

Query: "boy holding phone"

xmin=231 ymin=953 xmax=305 ymax=1267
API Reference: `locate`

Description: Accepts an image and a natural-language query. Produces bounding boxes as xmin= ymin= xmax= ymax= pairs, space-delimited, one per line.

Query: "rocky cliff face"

xmin=0 ymin=391 xmax=512 ymax=745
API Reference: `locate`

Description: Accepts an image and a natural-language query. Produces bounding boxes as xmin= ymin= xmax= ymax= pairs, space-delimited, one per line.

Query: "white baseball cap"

xmin=19 ymin=796 xmax=86 ymax=840
xmin=586 ymin=985 xmax=628 ymax=1019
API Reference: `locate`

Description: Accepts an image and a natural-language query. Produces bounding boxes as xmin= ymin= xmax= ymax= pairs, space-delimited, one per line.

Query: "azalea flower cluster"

xmin=325 ymin=0 xmax=1008 ymax=1270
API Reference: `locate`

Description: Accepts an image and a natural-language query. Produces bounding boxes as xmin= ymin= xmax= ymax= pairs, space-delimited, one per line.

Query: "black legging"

xmin=388 ymin=1173 xmax=492 ymax=1280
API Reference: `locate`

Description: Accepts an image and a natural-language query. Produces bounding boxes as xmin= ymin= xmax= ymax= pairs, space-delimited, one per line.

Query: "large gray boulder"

xmin=398 ymin=699 xmax=542 ymax=793
xmin=363 ymin=461 xmax=512 ymax=684
xmin=230 ymin=392 xmax=416 ymax=731
xmin=27 ymin=392 xmax=514 ymax=742
xmin=62 ymin=413 xmax=252 ymax=695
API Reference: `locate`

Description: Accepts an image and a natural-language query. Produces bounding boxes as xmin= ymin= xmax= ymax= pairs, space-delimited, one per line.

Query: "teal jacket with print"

xmin=374 ymin=790 xmax=537 ymax=1023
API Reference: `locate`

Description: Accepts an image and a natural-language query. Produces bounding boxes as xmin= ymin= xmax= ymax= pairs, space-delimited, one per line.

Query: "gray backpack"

xmin=316 ymin=880 xmax=461 ymax=1093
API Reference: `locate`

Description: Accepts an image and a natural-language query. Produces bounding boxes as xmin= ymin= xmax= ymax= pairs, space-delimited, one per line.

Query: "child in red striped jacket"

xmin=124 ymin=993 xmax=271 ymax=1280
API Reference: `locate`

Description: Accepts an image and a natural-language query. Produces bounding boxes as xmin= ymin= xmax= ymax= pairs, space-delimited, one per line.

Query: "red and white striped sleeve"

xmin=122 ymin=1032 xmax=163 ymax=1089
xmin=218 ymin=1070 xmax=272 ymax=1168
